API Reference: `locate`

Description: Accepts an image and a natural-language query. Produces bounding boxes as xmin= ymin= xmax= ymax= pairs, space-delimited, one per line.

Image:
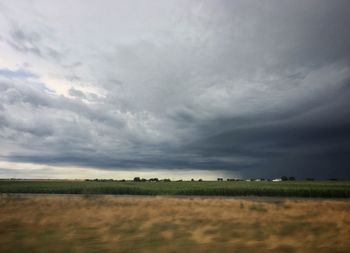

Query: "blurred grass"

xmin=0 ymin=195 xmax=349 ymax=253
xmin=0 ymin=180 xmax=350 ymax=197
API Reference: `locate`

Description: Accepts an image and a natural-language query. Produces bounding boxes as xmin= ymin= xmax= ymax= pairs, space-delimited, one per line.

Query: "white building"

xmin=272 ymin=178 xmax=282 ymax=182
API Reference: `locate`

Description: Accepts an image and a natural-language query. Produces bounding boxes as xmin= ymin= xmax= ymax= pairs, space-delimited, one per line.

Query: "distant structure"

xmin=272 ymin=178 xmax=282 ymax=182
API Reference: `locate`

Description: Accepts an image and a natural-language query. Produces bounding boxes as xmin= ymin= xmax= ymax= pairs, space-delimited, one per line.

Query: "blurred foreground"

xmin=0 ymin=195 xmax=349 ymax=253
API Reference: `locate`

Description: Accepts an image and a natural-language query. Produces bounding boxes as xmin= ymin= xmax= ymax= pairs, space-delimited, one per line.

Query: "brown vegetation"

xmin=0 ymin=195 xmax=349 ymax=253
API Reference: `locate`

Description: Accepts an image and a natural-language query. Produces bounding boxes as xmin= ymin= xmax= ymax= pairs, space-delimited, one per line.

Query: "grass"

xmin=0 ymin=195 xmax=349 ymax=253
xmin=0 ymin=180 xmax=350 ymax=197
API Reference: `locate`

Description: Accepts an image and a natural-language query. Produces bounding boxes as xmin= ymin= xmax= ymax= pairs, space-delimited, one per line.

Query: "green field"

xmin=1 ymin=180 xmax=350 ymax=197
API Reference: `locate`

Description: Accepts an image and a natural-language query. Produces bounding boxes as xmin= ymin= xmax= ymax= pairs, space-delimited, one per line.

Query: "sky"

xmin=0 ymin=0 xmax=350 ymax=180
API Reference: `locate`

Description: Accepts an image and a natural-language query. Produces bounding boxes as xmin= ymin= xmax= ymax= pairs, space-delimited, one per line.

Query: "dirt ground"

xmin=0 ymin=195 xmax=349 ymax=253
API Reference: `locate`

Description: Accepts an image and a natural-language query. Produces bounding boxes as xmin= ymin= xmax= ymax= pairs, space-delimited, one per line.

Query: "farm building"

xmin=272 ymin=178 xmax=282 ymax=182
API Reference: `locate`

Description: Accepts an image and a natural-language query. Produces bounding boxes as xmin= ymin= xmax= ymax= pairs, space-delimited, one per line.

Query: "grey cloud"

xmin=0 ymin=68 xmax=38 ymax=79
xmin=8 ymin=28 xmax=42 ymax=56
xmin=0 ymin=0 xmax=349 ymax=179
xmin=69 ymin=87 xmax=86 ymax=99
xmin=6 ymin=27 xmax=64 ymax=62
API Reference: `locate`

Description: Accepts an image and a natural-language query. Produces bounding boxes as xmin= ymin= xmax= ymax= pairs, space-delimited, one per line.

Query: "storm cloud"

xmin=0 ymin=0 xmax=350 ymax=179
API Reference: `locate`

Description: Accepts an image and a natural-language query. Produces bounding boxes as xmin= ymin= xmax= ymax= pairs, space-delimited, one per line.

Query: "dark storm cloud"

xmin=0 ymin=0 xmax=350 ymax=179
xmin=187 ymin=118 xmax=350 ymax=178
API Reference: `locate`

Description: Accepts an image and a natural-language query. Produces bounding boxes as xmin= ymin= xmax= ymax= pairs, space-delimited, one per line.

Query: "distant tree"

xmin=281 ymin=176 xmax=288 ymax=181
xmin=198 ymin=179 xmax=203 ymax=182
xmin=141 ymin=178 xmax=147 ymax=182
xmin=288 ymin=177 xmax=296 ymax=181
xmin=306 ymin=178 xmax=314 ymax=181
xmin=120 ymin=179 xmax=126 ymax=182
xmin=163 ymin=179 xmax=171 ymax=182
xmin=191 ymin=178 xmax=195 ymax=182
xmin=133 ymin=177 xmax=141 ymax=182
xmin=177 ymin=179 xmax=183 ymax=182
xmin=217 ymin=178 xmax=223 ymax=181
xmin=329 ymin=178 xmax=337 ymax=181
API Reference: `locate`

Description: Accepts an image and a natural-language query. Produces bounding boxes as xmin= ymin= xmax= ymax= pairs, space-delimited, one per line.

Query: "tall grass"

xmin=1 ymin=195 xmax=350 ymax=253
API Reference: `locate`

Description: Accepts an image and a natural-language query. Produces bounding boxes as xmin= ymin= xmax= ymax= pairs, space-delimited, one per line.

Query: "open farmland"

xmin=0 ymin=180 xmax=350 ymax=197
xmin=0 ymin=195 xmax=349 ymax=253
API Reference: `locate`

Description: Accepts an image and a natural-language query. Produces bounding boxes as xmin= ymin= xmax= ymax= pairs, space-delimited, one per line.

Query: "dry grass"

xmin=0 ymin=195 xmax=349 ymax=253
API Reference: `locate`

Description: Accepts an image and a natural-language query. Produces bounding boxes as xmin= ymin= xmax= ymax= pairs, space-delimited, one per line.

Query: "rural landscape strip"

xmin=1 ymin=180 xmax=349 ymax=198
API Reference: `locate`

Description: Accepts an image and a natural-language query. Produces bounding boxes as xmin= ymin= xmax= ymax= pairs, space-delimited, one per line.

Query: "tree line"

xmin=85 ymin=177 xmax=338 ymax=182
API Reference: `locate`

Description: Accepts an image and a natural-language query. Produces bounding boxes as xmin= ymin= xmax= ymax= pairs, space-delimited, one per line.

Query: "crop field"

xmin=0 ymin=180 xmax=350 ymax=197
xmin=0 ymin=195 xmax=349 ymax=253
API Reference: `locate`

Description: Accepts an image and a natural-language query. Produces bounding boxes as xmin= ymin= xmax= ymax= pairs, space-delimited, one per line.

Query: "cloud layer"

xmin=1 ymin=0 xmax=350 ymax=179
